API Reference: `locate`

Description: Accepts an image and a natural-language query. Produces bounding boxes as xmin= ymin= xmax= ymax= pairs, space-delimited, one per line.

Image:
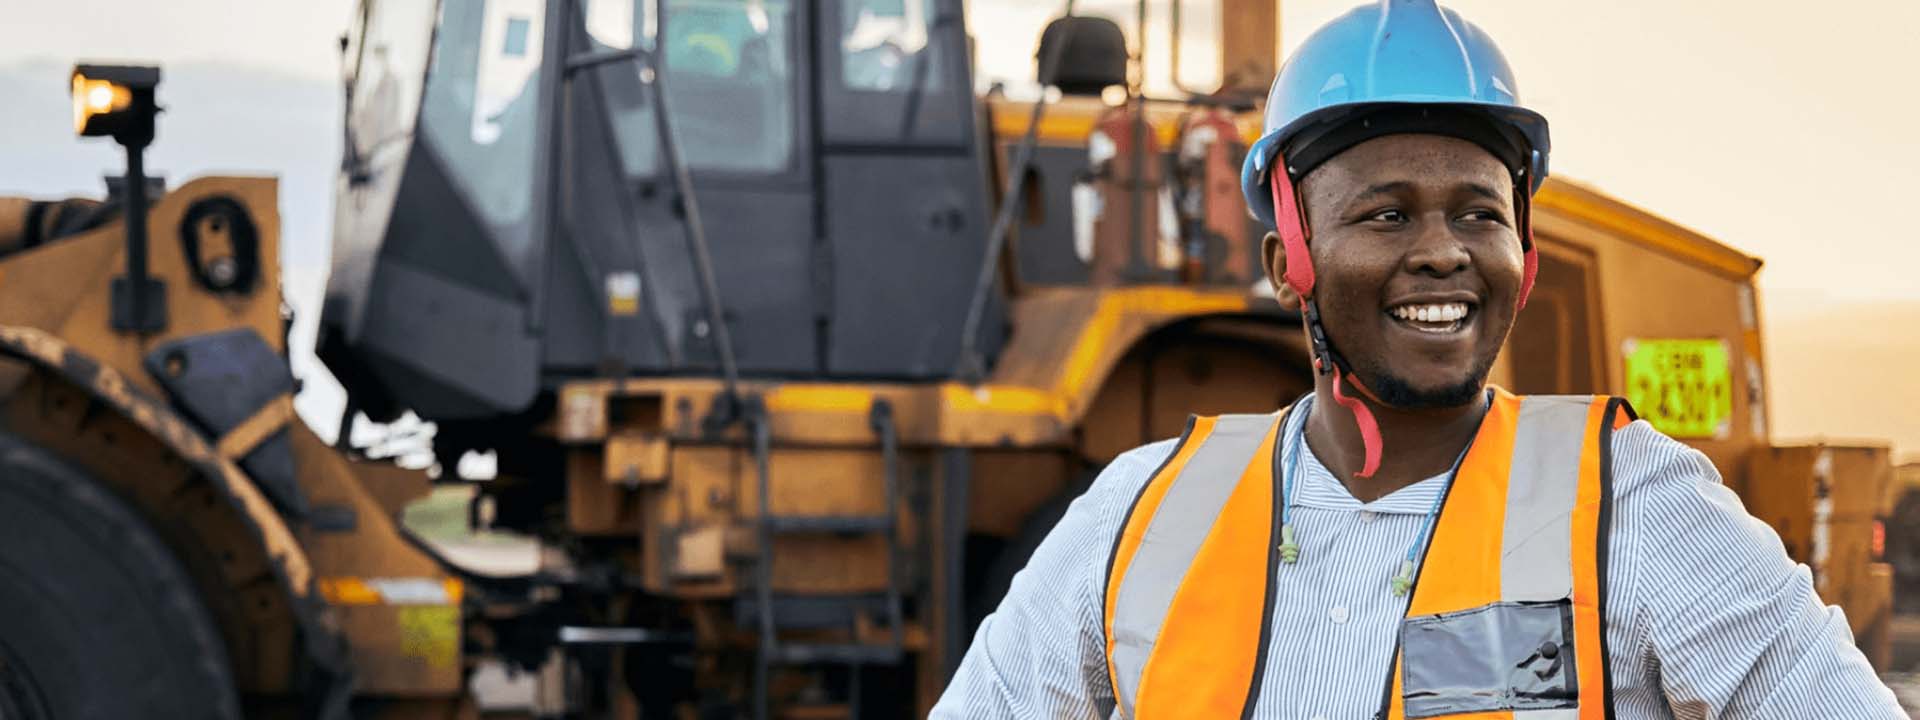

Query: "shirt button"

xmin=1329 ymin=605 xmax=1349 ymax=624
xmin=1359 ymin=510 xmax=1378 ymax=523
xmin=1311 ymin=715 xmax=1327 ymax=720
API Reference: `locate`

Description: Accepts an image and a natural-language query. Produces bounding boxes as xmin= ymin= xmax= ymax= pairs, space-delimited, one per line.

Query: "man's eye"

xmin=1459 ymin=209 xmax=1507 ymax=225
xmin=1368 ymin=209 xmax=1408 ymax=223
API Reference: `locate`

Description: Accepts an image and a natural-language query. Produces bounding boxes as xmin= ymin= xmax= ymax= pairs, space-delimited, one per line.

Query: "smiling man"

xmin=932 ymin=1 xmax=1904 ymax=718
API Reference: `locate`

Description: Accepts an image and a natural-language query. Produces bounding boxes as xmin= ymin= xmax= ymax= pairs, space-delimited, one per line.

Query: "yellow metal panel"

xmin=1054 ymin=288 xmax=1251 ymax=415
xmin=937 ymin=383 xmax=1063 ymax=417
xmin=672 ymin=524 xmax=727 ymax=580
xmin=294 ymin=423 xmax=467 ymax=697
xmin=766 ymin=385 xmax=876 ymax=413
xmin=604 ymin=431 xmax=670 ymax=485
xmin=0 ymin=177 xmax=287 ymax=403
xmin=1536 ymin=178 xmax=1762 ymax=280
xmin=986 ymin=96 xmax=1265 ymax=148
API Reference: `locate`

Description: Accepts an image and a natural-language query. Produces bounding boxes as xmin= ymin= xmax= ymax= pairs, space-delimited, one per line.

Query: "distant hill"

xmin=1765 ymin=295 xmax=1920 ymax=462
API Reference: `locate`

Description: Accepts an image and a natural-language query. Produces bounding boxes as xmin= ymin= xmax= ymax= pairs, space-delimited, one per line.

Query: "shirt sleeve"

xmin=930 ymin=440 xmax=1175 ymax=719
xmin=1610 ymin=422 xmax=1903 ymax=718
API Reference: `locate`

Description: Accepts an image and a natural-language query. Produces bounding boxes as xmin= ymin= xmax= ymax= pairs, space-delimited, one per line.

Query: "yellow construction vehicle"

xmin=0 ymin=1 xmax=1892 ymax=717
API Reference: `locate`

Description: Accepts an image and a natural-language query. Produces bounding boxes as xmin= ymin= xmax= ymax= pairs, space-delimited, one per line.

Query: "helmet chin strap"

xmin=1516 ymin=182 xmax=1539 ymax=311
xmin=1268 ymin=166 xmax=1539 ymax=480
xmin=1272 ymin=173 xmax=1386 ymax=478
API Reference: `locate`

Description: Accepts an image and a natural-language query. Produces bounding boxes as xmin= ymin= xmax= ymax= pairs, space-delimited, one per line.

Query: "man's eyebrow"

xmin=1345 ymin=180 xmax=1508 ymax=203
xmin=1462 ymin=182 xmax=1506 ymax=202
xmin=1350 ymin=181 xmax=1412 ymax=202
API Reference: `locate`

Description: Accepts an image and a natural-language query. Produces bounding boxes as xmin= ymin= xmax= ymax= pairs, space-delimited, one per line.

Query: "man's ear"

xmin=1260 ymin=231 xmax=1301 ymax=311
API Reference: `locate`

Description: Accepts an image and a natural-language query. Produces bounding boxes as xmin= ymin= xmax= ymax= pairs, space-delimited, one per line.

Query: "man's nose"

xmin=1403 ymin=217 xmax=1471 ymax=277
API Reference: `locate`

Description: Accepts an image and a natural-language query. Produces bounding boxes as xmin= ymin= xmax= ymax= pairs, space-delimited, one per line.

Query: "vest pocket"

xmin=1400 ymin=599 xmax=1578 ymax=718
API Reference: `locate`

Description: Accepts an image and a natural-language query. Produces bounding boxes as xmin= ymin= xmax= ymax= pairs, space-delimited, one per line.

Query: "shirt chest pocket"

xmin=1400 ymin=600 xmax=1579 ymax=718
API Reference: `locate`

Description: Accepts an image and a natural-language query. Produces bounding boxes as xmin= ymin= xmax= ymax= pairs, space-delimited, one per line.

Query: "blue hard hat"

xmin=1241 ymin=0 xmax=1551 ymax=227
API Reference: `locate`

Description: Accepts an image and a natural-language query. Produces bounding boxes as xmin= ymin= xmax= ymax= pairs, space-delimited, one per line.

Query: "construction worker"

xmin=934 ymin=1 xmax=1905 ymax=717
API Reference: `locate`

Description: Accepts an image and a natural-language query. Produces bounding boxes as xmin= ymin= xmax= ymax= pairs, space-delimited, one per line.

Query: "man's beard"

xmin=1354 ymin=352 xmax=1498 ymax=410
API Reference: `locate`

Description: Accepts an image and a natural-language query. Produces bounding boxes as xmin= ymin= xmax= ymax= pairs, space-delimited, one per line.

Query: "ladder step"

xmin=769 ymin=643 xmax=902 ymax=665
xmin=737 ymin=594 xmax=888 ymax=630
xmin=778 ymin=705 xmax=851 ymax=720
xmin=764 ymin=515 xmax=891 ymax=534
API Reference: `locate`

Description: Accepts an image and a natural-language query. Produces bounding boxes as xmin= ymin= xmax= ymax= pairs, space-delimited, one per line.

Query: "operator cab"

xmin=325 ymin=0 xmax=996 ymax=423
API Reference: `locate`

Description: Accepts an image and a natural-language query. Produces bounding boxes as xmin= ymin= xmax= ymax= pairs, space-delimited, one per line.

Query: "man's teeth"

xmin=1390 ymin=303 xmax=1469 ymax=323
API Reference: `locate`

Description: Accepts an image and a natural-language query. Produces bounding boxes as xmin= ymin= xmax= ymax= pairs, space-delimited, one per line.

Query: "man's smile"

xmin=1383 ymin=293 xmax=1480 ymax=337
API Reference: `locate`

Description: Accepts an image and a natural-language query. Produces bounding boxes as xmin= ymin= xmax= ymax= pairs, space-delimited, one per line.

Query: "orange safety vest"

xmin=1102 ymin=388 xmax=1635 ymax=719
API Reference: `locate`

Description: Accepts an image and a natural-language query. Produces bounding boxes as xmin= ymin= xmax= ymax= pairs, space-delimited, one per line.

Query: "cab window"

xmin=586 ymin=0 xmax=798 ymax=176
xmin=419 ymin=0 xmax=546 ymax=246
xmin=840 ymin=0 xmax=942 ymax=92
xmin=821 ymin=0 xmax=967 ymax=146
xmin=346 ymin=0 xmax=437 ymax=159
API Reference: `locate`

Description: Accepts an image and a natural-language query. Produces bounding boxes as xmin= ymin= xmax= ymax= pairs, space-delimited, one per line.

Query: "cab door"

xmin=548 ymin=0 xmax=818 ymax=375
xmin=816 ymin=0 xmax=999 ymax=378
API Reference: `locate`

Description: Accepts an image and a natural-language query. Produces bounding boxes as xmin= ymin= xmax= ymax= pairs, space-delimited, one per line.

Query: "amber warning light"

xmin=69 ymin=64 xmax=158 ymax=144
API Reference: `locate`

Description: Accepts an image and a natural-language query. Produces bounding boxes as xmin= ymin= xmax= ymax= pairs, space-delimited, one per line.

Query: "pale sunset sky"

xmin=1 ymin=0 xmax=1914 ymax=457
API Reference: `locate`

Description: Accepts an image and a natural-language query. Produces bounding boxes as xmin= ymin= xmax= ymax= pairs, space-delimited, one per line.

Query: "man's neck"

xmin=1303 ymin=377 xmax=1490 ymax=503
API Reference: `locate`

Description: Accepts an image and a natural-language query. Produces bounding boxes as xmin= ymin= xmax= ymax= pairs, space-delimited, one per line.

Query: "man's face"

xmin=1274 ymin=134 xmax=1525 ymax=408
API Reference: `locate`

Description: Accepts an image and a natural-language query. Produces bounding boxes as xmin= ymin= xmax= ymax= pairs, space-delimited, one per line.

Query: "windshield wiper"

xmin=895 ymin=6 xmax=955 ymax=139
xmin=956 ymin=0 xmax=1080 ymax=382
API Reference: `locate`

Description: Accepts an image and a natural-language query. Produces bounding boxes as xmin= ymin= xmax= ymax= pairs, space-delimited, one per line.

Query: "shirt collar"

xmin=1285 ymin=394 xmax=1448 ymax=515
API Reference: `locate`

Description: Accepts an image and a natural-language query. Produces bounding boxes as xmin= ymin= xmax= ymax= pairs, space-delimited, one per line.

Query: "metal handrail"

xmin=955 ymin=0 xmax=1082 ymax=383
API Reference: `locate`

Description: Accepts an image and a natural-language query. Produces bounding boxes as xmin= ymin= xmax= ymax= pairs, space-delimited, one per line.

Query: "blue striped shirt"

xmin=934 ymin=397 xmax=1903 ymax=718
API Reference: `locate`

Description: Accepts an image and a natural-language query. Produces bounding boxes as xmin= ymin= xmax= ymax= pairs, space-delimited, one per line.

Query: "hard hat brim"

xmin=1243 ymin=100 xmax=1550 ymax=227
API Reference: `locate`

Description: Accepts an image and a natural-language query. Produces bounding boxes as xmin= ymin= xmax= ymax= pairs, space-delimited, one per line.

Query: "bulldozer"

xmin=0 ymin=0 xmax=1894 ymax=717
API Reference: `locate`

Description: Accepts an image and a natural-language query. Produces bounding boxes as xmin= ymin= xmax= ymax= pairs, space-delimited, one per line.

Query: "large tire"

xmin=0 ymin=432 xmax=240 ymax=719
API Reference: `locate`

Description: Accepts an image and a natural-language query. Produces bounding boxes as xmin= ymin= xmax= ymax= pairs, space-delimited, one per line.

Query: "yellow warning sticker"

xmin=1622 ymin=338 xmax=1733 ymax=439
xmin=398 ymin=606 xmax=461 ymax=670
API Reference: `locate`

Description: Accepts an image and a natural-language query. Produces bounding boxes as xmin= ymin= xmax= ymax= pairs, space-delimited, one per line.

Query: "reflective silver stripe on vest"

xmin=1499 ymin=396 xmax=1594 ymax=602
xmin=1109 ymin=414 xmax=1276 ymax=718
xmin=1514 ymin=709 xmax=1581 ymax=720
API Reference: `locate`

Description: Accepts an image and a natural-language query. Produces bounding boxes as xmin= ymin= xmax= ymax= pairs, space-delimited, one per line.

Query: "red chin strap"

xmin=1272 ymin=173 xmax=1383 ymax=478
xmin=1519 ymin=248 xmax=1539 ymax=310
xmin=1515 ymin=179 xmax=1539 ymax=311
xmin=1268 ymin=165 xmax=1538 ymax=480
xmin=1270 ymin=162 xmax=1316 ymax=300
xmin=1328 ymin=366 xmax=1384 ymax=478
